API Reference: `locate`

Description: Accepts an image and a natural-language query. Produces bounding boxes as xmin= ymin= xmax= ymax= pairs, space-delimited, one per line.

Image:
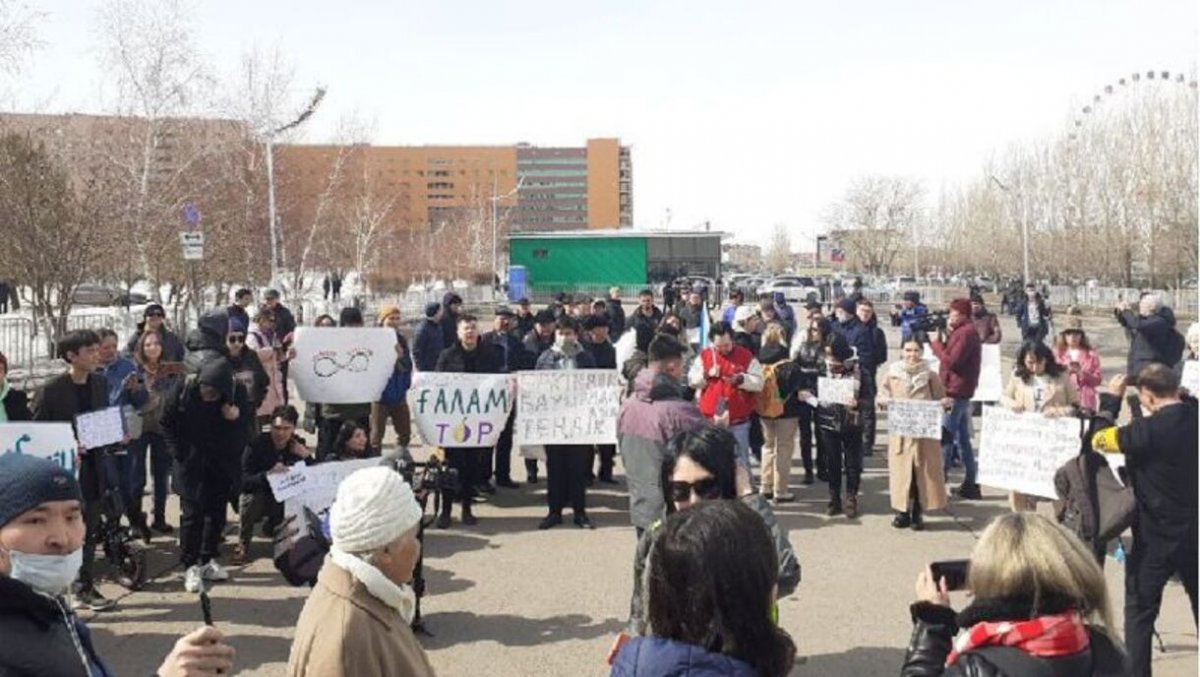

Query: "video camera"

xmin=910 ymin=311 xmax=950 ymax=342
xmin=391 ymin=456 xmax=460 ymax=517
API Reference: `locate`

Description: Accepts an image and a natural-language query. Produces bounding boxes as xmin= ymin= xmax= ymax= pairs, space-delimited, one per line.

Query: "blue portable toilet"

xmin=507 ymin=266 xmax=528 ymax=302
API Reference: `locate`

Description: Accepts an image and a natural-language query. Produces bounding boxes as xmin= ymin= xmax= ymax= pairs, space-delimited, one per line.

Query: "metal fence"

xmin=1046 ymin=286 xmax=1198 ymax=315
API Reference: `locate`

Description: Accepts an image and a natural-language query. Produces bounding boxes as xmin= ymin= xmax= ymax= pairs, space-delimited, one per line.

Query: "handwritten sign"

xmin=1182 ymin=360 xmax=1200 ymax=395
xmin=516 ymin=370 xmax=621 ymax=445
xmin=972 ymin=344 xmax=1003 ymax=402
xmin=407 ymin=372 xmax=514 ymax=448
xmin=0 ymin=423 xmax=79 ymax=473
xmin=75 ymin=406 xmax=125 ymax=449
xmin=886 ymin=399 xmax=943 ymax=440
xmin=280 ymin=458 xmax=378 ymax=549
xmin=977 ymin=406 xmax=1082 ymax=499
xmin=817 ymin=376 xmax=858 ymax=406
xmin=291 ymin=327 xmax=398 ymax=404
xmin=267 ymin=462 xmax=310 ymax=502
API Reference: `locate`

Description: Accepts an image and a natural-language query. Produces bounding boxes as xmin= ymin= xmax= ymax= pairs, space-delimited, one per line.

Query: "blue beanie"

xmin=0 ymin=454 xmax=82 ymax=529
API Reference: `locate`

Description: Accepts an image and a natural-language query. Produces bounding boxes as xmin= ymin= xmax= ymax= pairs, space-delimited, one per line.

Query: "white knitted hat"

xmin=329 ymin=467 xmax=422 ymax=554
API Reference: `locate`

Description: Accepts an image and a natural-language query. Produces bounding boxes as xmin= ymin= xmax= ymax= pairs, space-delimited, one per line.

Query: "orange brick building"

xmin=274 ymin=137 xmax=631 ymax=235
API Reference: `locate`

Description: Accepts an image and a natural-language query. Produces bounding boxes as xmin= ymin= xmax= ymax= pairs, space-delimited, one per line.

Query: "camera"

xmin=911 ymin=311 xmax=949 ymax=335
xmin=393 ymin=457 xmax=460 ymax=515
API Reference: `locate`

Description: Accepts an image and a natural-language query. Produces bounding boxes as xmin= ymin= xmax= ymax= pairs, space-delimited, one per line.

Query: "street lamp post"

xmin=490 ymin=174 xmax=525 ymax=291
xmin=263 ymin=87 xmax=327 ymax=289
xmin=989 ymin=175 xmax=1030 ymax=285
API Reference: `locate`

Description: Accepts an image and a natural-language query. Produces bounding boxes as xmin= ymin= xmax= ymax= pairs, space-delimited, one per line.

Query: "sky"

xmin=7 ymin=0 xmax=1198 ymax=249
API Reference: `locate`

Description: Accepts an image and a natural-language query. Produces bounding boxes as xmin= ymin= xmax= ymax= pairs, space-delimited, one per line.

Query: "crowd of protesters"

xmin=0 ymin=278 xmax=1196 ymax=677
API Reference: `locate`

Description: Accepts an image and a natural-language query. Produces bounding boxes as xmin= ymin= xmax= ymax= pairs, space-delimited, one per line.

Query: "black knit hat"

xmin=0 ymin=454 xmax=82 ymax=529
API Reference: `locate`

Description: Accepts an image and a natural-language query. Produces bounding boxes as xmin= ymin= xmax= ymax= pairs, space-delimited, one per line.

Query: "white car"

xmin=757 ymin=277 xmax=820 ymax=304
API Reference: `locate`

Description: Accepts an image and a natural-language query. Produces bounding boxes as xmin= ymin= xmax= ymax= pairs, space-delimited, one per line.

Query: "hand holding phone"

xmin=929 ymin=559 xmax=970 ymax=592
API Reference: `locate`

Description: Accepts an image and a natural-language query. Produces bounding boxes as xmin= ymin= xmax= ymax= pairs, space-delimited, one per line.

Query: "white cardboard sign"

xmin=886 ymin=399 xmax=944 ymax=440
xmin=291 ymin=327 xmax=398 ymax=404
xmin=407 ymin=372 xmax=515 ymax=448
xmin=977 ymin=406 xmax=1082 ymax=499
xmin=515 ymin=370 xmax=621 ymax=445
xmin=75 ymin=406 xmax=125 ymax=450
xmin=0 ymin=423 xmax=80 ymax=473
xmin=817 ymin=376 xmax=857 ymax=406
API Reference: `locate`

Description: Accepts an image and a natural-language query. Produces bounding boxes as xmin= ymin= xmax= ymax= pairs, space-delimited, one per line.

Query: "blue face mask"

xmin=6 ymin=548 xmax=82 ymax=595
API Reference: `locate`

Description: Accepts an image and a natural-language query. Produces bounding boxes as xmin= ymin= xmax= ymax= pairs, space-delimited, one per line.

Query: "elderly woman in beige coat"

xmin=1001 ymin=340 xmax=1080 ymax=512
xmin=288 ymin=467 xmax=436 ymax=677
xmin=878 ymin=338 xmax=948 ymax=531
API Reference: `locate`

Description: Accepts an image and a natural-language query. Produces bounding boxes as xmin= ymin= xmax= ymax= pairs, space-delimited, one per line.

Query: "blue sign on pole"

xmin=182 ymin=202 xmax=201 ymax=229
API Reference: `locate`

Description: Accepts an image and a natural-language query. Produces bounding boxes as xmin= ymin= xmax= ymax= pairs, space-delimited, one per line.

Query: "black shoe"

xmin=598 ymin=477 xmax=619 ymax=485
xmin=574 ymin=514 xmax=595 ymax=530
xmin=461 ymin=509 xmax=478 ymax=526
xmin=892 ymin=512 xmax=912 ymax=529
xmin=910 ymin=514 xmax=925 ymax=531
xmin=802 ymin=472 xmax=815 ymax=485
xmin=956 ymin=482 xmax=982 ymax=501
xmin=538 ymin=514 xmax=563 ymax=530
xmin=816 ymin=471 xmax=829 ymax=483
xmin=436 ymin=512 xmax=452 ymax=529
xmin=151 ymin=519 xmax=174 ymax=535
xmin=586 ymin=477 xmax=595 ymax=487
xmin=73 ymin=586 xmax=117 ymax=612
xmin=132 ymin=513 xmax=152 ymax=544
xmin=475 ymin=483 xmax=496 ymax=495
xmin=763 ymin=492 xmax=774 ymax=500
xmin=496 ymin=478 xmax=520 ymax=489
xmin=826 ymin=499 xmax=843 ymax=516
xmin=528 ymin=473 xmax=540 ymax=484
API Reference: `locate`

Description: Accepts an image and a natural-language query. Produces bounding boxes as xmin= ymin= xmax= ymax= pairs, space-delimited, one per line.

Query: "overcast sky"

xmin=9 ymin=0 xmax=1197 ymax=249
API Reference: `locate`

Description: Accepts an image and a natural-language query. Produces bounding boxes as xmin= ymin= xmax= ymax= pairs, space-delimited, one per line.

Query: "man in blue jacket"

xmin=372 ymin=305 xmax=413 ymax=460
xmin=898 ymin=291 xmax=928 ymax=343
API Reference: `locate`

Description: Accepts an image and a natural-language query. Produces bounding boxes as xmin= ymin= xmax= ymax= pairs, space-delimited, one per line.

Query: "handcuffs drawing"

xmin=312 ymin=348 xmax=374 ymax=377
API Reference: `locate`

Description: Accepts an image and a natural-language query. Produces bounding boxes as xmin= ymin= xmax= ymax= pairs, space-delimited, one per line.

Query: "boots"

xmin=461 ymin=503 xmax=478 ymax=526
xmin=956 ymin=482 xmax=982 ymax=501
xmin=128 ymin=507 xmax=151 ymax=544
xmin=845 ymin=494 xmax=859 ymax=519
xmin=892 ymin=511 xmax=912 ymax=528
xmin=826 ymin=496 xmax=843 ymax=516
xmin=436 ymin=501 xmax=452 ymax=529
xmin=910 ymin=492 xmax=924 ymax=530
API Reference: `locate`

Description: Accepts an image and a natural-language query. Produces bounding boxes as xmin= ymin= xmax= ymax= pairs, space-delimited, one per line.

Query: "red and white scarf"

xmin=947 ymin=610 xmax=1090 ymax=666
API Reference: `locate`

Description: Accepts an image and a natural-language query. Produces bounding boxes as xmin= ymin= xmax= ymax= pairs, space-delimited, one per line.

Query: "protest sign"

xmin=75 ymin=406 xmax=125 ymax=449
xmin=922 ymin=344 xmax=940 ymax=375
xmin=0 ymin=423 xmax=79 ymax=473
xmin=515 ymin=370 xmax=621 ymax=445
xmin=977 ymin=406 xmax=1082 ymax=499
xmin=408 ymin=372 xmax=514 ymax=448
xmin=267 ymin=461 xmax=310 ymax=502
xmin=280 ymin=458 xmax=378 ymax=550
xmin=971 ymin=344 xmax=1004 ymax=402
xmin=886 ymin=399 xmax=943 ymax=440
xmin=291 ymin=327 xmax=398 ymax=404
xmin=817 ymin=376 xmax=857 ymax=406
xmin=1182 ymin=360 xmax=1199 ymax=395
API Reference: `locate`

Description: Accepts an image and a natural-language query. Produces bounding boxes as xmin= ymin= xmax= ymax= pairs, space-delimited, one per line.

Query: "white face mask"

xmin=6 ymin=548 xmax=82 ymax=594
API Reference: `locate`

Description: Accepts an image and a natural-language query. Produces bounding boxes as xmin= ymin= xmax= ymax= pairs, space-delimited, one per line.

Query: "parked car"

xmin=757 ymin=277 xmax=820 ymax=304
xmin=72 ymin=283 xmax=149 ymax=307
xmin=885 ymin=276 xmax=918 ymax=291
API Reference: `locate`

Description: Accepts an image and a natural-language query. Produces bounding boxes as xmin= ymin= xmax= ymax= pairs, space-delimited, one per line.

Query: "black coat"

xmin=32 ymin=372 xmax=108 ymax=501
xmin=2 ymin=386 xmax=32 ymax=420
xmin=1117 ymin=308 xmax=1185 ymax=378
xmin=0 ymin=577 xmax=110 ymax=677
xmin=522 ymin=330 xmax=553 ymax=370
xmin=413 ymin=319 xmax=444 ymax=372
xmin=901 ymin=598 xmax=1128 ymax=677
xmin=226 ymin=348 xmax=269 ymax=409
xmin=482 ymin=329 xmax=524 ymax=373
xmin=273 ymin=304 xmax=297 ymax=342
xmin=435 ymin=341 xmax=503 ymax=374
xmin=241 ymin=431 xmax=309 ymax=495
xmin=184 ymin=308 xmax=229 ymax=376
xmin=606 ymin=298 xmax=626 ymax=335
xmin=586 ymin=339 xmax=617 ymax=369
xmin=163 ymin=361 xmax=254 ymax=500
xmin=629 ymin=306 xmax=664 ymax=334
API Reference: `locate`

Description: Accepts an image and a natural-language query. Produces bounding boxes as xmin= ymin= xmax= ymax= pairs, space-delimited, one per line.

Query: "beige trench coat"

xmin=879 ymin=361 xmax=948 ymax=512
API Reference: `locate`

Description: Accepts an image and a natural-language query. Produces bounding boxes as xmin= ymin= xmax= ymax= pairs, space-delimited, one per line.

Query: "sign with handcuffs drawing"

xmin=290 ymin=327 xmax=399 ymax=404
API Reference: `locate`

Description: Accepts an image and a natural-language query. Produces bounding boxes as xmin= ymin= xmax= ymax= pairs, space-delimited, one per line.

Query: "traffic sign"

xmin=180 ymin=231 xmax=204 ymax=261
xmin=182 ymin=202 xmax=201 ymax=229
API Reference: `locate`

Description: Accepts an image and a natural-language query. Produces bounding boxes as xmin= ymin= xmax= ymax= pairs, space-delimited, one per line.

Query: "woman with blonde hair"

xmin=756 ymin=322 xmax=805 ymax=502
xmin=878 ymin=337 xmax=948 ymax=531
xmin=901 ymin=512 xmax=1128 ymax=675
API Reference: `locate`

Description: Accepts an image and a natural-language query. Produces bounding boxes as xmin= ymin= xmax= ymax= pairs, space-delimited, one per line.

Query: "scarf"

xmin=887 ymin=360 xmax=933 ymax=397
xmin=329 ymin=545 xmax=417 ymax=624
xmin=947 ymin=610 xmax=1089 ymax=666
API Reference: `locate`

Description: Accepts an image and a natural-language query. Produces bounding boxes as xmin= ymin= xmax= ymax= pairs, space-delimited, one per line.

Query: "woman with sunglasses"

xmin=123 ymin=303 xmax=185 ymax=361
xmin=623 ymin=427 xmax=800 ymax=638
xmin=225 ymin=317 xmax=269 ymax=437
xmin=791 ymin=317 xmax=832 ymax=484
xmin=246 ymin=306 xmax=285 ymax=426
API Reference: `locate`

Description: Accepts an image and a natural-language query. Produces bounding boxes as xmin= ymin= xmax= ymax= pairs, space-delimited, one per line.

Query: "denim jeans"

xmin=130 ymin=432 xmax=172 ymax=521
xmin=941 ymin=397 xmax=976 ymax=484
xmin=729 ymin=421 xmax=754 ymax=473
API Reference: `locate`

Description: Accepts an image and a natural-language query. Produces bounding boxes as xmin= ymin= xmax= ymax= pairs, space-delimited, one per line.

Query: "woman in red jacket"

xmin=1053 ymin=327 xmax=1102 ymax=412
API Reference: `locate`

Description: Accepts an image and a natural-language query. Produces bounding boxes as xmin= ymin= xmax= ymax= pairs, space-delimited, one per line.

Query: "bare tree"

xmin=823 ymin=175 xmax=923 ymax=275
xmin=0 ymin=0 xmax=42 ymax=75
xmin=764 ymin=223 xmax=792 ymax=274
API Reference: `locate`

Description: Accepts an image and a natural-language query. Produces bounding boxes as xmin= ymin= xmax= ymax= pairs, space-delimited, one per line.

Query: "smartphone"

xmin=930 ymin=559 xmax=970 ymax=592
xmin=199 ymin=591 xmax=213 ymax=625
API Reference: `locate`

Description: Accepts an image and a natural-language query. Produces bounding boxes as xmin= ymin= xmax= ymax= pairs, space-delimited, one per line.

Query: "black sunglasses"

xmin=146 ymin=312 xmax=165 ymax=318
xmin=227 ymin=334 xmax=246 ymax=344
xmin=668 ymin=478 xmax=721 ymax=503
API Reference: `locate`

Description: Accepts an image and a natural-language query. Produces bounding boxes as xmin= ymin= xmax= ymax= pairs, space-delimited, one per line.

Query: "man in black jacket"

xmin=1093 ymin=364 xmax=1198 ymax=677
xmin=513 ymin=297 xmax=536 ymax=338
xmin=1116 ymin=294 xmax=1185 ymax=380
xmin=584 ymin=314 xmax=619 ymax=484
xmin=164 ymin=358 xmax=254 ymax=593
xmin=31 ymin=329 xmax=115 ymax=611
xmin=482 ymin=309 xmax=524 ymax=489
xmin=629 ymin=289 xmax=664 ymax=335
xmin=184 ymin=308 xmax=229 ymax=376
xmin=605 ymin=287 xmax=626 ymax=336
xmin=439 ymin=292 xmax=464 ymax=349
xmin=234 ymin=405 xmax=310 ymax=564
xmin=854 ymin=299 xmax=888 ymax=456
xmin=262 ymin=289 xmax=297 ymax=403
xmin=520 ymin=310 xmax=556 ymax=483
xmin=435 ymin=315 xmax=502 ymax=528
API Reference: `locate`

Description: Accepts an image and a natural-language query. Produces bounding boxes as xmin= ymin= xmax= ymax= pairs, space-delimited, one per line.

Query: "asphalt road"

xmin=86 ymin=313 xmax=1197 ymax=676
